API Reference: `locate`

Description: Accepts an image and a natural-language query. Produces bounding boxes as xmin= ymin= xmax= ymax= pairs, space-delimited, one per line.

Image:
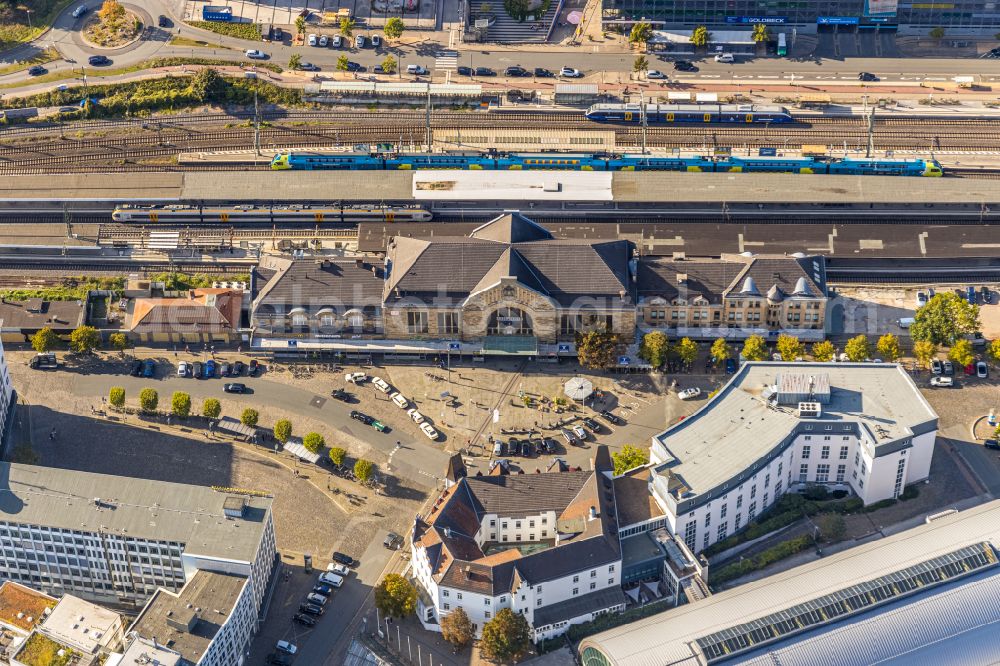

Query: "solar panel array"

xmin=695 ymin=542 xmax=998 ymax=663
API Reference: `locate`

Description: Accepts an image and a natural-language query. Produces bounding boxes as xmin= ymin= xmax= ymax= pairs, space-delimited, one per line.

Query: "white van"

xmin=714 ymin=52 xmax=735 ymax=63
xmin=406 ymin=64 xmax=428 ymax=75
xmin=897 ymin=317 xmax=915 ymax=329
xmin=307 ymin=33 xmax=318 ymax=46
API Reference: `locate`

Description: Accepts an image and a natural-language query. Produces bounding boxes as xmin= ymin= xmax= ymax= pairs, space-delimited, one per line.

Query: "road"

xmin=4 ymin=0 xmax=1000 ymax=94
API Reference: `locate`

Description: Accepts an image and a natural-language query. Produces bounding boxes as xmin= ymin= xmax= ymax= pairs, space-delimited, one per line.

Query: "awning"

xmin=284 ymin=436 xmax=320 ymax=464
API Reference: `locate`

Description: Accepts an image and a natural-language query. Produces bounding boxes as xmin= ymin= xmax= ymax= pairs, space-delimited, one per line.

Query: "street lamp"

xmin=22 ymin=8 xmax=33 ymax=31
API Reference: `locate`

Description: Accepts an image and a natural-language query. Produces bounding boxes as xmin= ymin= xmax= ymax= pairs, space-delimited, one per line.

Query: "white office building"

xmin=648 ymin=363 xmax=938 ymax=554
xmin=0 ymin=339 xmax=14 ymax=451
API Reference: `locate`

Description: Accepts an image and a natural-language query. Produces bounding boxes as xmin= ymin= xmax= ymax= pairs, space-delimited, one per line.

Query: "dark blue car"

xmin=141 ymin=359 xmax=155 ymax=378
xmin=725 ymin=358 xmax=737 ymax=374
xmin=204 ymin=359 xmax=217 ymax=378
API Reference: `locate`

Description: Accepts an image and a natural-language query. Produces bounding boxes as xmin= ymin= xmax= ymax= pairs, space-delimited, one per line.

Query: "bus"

xmin=777 ymin=32 xmax=787 ymax=56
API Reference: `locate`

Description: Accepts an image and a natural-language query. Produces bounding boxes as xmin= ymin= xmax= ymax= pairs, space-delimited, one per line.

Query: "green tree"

xmin=576 ymin=329 xmax=621 ymax=370
xmin=913 ymin=340 xmax=937 ymax=369
xmin=336 ymin=55 xmax=350 ymax=72
xmin=274 ymin=419 xmax=292 ymax=444
xmin=638 ymin=331 xmax=668 ymax=368
xmin=202 ymin=397 xmax=221 ymax=419
xmin=303 ymin=432 xmax=325 ymax=454
xmin=354 ymin=458 xmax=375 ymax=482
xmin=844 ymin=335 xmax=871 ymax=362
xmin=440 ymin=606 xmax=474 ymax=649
xmin=741 ymin=334 xmax=768 ymax=361
xmin=676 ymin=337 xmax=699 ymax=365
xmin=295 ymin=15 xmax=307 ymax=35
xmin=288 ymin=53 xmax=302 ymax=70
xmin=612 ymin=444 xmax=649 ymax=475
xmin=929 ymin=26 xmax=945 ymax=40
xmin=339 ymin=17 xmax=355 ymax=38
xmin=629 ymin=21 xmax=653 ymax=45
xmin=171 ymin=391 xmax=191 ymax=418
xmin=381 ymin=54 xmax=397 ymax=74
xmin=876 ymin=333 xmax=900 ymax=362
xmin=374 ymin=573 xmax=417 ymax=617
xmin=633 ymin=55 xmax=648 ymax=75
xmin=139 ymin=388 xmax=158 ymax=413
xmin=109 ymin=386 xmax=125 ymax=410
xmin=776 ymin=334 xmax=803 ymax=361
xmin=948 ymin=339 xmax=975 ymax=367
xmin=241 ymin=408 xmax=259 ymax=428
xmin=69 ymin=325 xmax=101 ymax=354
xmin=811 ymin=340 xmax=835 ymax=362
xmin=480 ymin=608 xmax=531 ymax=663
xmin=690 ymin=25 xmax=710 ymax=48
xmin=329 ymin=446 xmax=347 ymax=466
xmin=751 ymin=22 xmax=769 ymax=43
xmin=710 ymin=337 xmax=731 ymax=363
xmin=384 ymin=16 xmax=405 ymax=40
xmin=109 ymin=332 xmax=128 ymax=354
xmin=503 ymin=0 xmax=531 ymax=21
xmin=31 ymin=327 xmax=59 ymax=353
xmin=911 ymin=292 xmax=980 ymax=346
xmin=987 ymin=339 xmax=1000 ymax=366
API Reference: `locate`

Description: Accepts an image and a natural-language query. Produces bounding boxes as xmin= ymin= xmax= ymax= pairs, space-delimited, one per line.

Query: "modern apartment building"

xmin=648 ymin=363 xmax=938 ymax=555
xmin=0 ymin=338 xmax=14 ymax=452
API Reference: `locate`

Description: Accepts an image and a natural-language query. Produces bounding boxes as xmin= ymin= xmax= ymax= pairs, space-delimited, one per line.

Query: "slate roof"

xmin=254 ymin=256 xmax=384 ymax=314
xmin=733 ymin=257 xmax=825 ymax=299
xmin=130 ymin=289 xmax=241 ymax=333
xmin=469 ymin=213 xmax=553 ymax=243
xmin=613 ymin=467 xmax=665 ymax=528
xmin=465 ymin=472 xmax=596 ymax=518
xmin=533 ymin=586 xmax=627 ymax=629
xmin=0 ymin=299 xmax=85 ymax=332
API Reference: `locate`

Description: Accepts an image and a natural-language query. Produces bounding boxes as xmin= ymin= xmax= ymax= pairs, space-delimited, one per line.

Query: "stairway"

xmin=486 ymin=4 xmax=559 ymax=43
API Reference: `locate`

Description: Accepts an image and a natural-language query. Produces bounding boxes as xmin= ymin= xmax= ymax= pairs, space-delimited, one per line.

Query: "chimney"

xmin=464 ymin=565 xmax=472 ymax=580
xmin=677 ymin=273 xmax=688 ymax=284
xmin=588 ymin=506 xmax=597 ymax=521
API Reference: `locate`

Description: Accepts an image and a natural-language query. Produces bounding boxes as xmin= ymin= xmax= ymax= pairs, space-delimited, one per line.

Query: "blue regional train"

xmin=584 ymin=103 xmax=795 ymax=124
xmin=270 ymin=151 xmax=943 ymax=177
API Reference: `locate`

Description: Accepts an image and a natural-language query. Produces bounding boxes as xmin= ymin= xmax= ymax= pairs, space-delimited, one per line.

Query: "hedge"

xmin=710 ymin=534 xmax=815 ymax=585
xmin=187 ymin=21 xmax=262 ymax=41
xmin=538 ymin=597 xmax=674 ymax=653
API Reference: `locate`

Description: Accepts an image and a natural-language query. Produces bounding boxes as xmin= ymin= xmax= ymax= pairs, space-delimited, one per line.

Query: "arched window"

xmin=487 ymin=307 xmax=533 ymax=336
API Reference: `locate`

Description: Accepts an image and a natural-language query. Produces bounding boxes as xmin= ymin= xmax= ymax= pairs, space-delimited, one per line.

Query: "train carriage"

xmin=828 ymin=158 xmax=943 ymax=177
xmin=723 ymin=157 xmax=826 ymax=174
xmin=607 ymin=155 xmax=714 ymax=171
xmin=270 ymin=152 xmax=381 ymax=170
xmin=384 ymin=153 xmax=495 ymax=170
xmin=586 ymin=103 xmax=794 ymax=125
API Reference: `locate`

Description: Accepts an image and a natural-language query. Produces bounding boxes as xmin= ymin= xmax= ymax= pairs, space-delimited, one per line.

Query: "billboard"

xmin=865 ymin=0 xmax=898 ymax=17
xmin=726 ymin=15 xmax=788 ymax=23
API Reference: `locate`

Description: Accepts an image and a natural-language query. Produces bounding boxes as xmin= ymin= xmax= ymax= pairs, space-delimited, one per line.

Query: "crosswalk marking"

xmin=435 ymin=51 xmax=458 ymax=70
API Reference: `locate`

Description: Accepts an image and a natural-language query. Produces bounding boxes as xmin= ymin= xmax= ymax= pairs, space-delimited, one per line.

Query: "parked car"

xmin=313 ymin=583 xmax=333 ymax=596
xmin=407 ymin=408 xmax=425 ymax=424
xmin=319 ymin=572 xmax=345 ymax=588
xmin=725 ymin=358 xmax=737 ymax=374
xmin=978 ymin=361 xmax=989 ymax=378
xmin=350 ymin=410 xmax=374 ymax=425
xmin=714 ymin=52 xmax=735 ymax=63
xmin=27 ymin=65 xmax=47 ymax=76
xmin=372 ymin=377 xmax=392 ymax=393
xmin=306 ymin=592 xmax=328 ymax=606
xmin=678 ymin=387 xmax=702 ymax=400
xmin=371 ymin=34 xmax=382 ymax=47
xmin=520 ymin=440 xmax=533 ymax=457
xmin=72 ymin=5 xmax=89 ymax=18
xmin=599 ymin=410 xmax=622 ymax=425
xmin=858 ymin=71 xmax=879 ymax=82
xmin=245 ymin=49 xmax=267 ymax=59
xmin=560 ymin=429 xmax=577 ymax=446
xmin=543 ymin=438 xmax=557 ymax=454
xmin=982 ymin=286 xmax=993 ymax=304
xmin=420 ymin=423 xmax=439 ymax=440
xmin=345 ymin=372 xmax=367 ymax=384
xmin=343 ymin=60 xmax=364 ymax=71
xmin=293 ymin=613 xmax=318 ymax=626
xmin=88 ymin=55 xmax=111 ymax=66
xmin=391 ymin=392 xmax=409 ymax=409
xmin=307 ymin=33 xmax=318 ymax=46
xmin=571 ymin=425 xmax=588 ymax=441
xmin=384 ymin=532 xmax=404 ymax=549
xmin=271 ymin=27 xmax=283 ymax=41
xmin=967 ymin=285 xmax=977 ymax=304
xmin=493 ymin=440 xmax=503 ymax=455
xmin=534 ymin=67 xmax=554 ymax=77
xmin=581 ymin=417 xmax=601 ymax=432
xmin=457 ymin=66 xmax=472 ymax=75
xmin=355 ymin=35 xmax=366 ymax=48
xmin=986 ymin=438 xmax=1000 ymax=450
xmin=930 ymin=376 xmax=954 ymax=388
xmin=931 ymin=358 xmax=942 ymax=375
xmin=192 ymin=361 xmax=203 ymax=378
xmin=248 ymin=359 xmax=259 ymax=376
xmin=231 ymin=361 xmax=245 ymax=376
xmin=646 ymin=69 xmax=667 ymax=79
xmin=915 ymin=291 xmax=928 ymax=308
xmin=30 ymin=353 xmax=58 ymax=370
xmin=507 ymin=438 xmax=520 ymax=456
xmin=532 ymin=439 xmax=546 ymax=455
xmin=298 ymin=603 xmax=324 ymax=616
xmin=177 ymin=361 xmax=190 ymax=377
xmin=560 ymin=66 xmax=583 ymax=78
xmin=505 ymin=65 xmax=529 ymax=77
xmin=204 ymin=359 xmax=217 ymax=377
xmin=965 ymin=363 xmax=976 ymax=376
xmin=142 ymin=359 xmax=155 ymax=378
xmin=332 ymin=35 xmax=343 ymax=48
xmin=673 ymin=60 xmax=697 ymax=71
xmin=297 ymin=61 xmax=320 ymax=71
xmin=332 ymin=552 xmax=356 ymax=567
xmin=224 ymin=383 xmax=246 ymax=394
xmin=276 ymin=640 xmax=298 ymax=655
xmin=474 ymin=66 xmax=495 ymax=76
xmin=943 ymin=360 xmax=955 ymax=376
xmin=219 ymin=362 xmax=231 ymax=376
xmin=372 ymin=419 xmax=388 ymax=432
xmin=327 ymin=562 xmax=350 ymax=576
xmin=318 ymin=34 xmax=329 ymax=47
xmin=331 ymin=389 xmax=351 ymax=402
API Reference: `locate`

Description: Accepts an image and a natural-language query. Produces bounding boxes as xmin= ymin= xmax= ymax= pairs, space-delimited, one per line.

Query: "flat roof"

xmin=0 ymin=582 xmax=55 ymax=634
xmin=42 ymin=595 xmax=120 ymax=653
xmin=130 ymin=570 xmax=247 ymax=666
xmin=412 ymin=170 xmax=613 ymax=201
xmin=0 ymin=463 xmax=272 ymax=563
xmin=115 ymin=636 xmax=182 ymax=666
xmin=579 ymin=500 xmax=1000 ymax=666
xmin=652 ymin=363 xmax=937 ymax=498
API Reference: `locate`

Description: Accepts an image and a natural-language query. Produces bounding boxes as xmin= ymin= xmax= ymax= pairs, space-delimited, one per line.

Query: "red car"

xmin=965 ymin=363 xmax=976 ymax=376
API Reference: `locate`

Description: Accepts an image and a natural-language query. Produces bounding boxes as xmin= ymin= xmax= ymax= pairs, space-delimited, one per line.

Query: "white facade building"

xmin=649 ymin=363 xmax=938 ymax=554
xmin=411 ymin=447 xmax=626 ymax=641
xmin=0 ymin=339 xmax=14 ymax=451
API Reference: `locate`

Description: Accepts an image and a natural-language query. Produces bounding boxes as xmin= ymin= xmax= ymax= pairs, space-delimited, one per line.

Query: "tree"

xmin=98 ymin=0 xmax=126 ymax=25
xmin=354 ymin=458 xmax=374 ymax=483
xmin=612 ymin=444 xmax=649 ymax=475
xmin=633 ymin=55 xmax=648 ymax=75
xmin=844 ymin=335 xmax=871 ymax=362
xmin=988 ymin=339 xmax=1000 ymax=367
xmin=171 ymin=391 xmax=191 ymax=418
xmin=329 ymin=446 xmax=347 ymax=466
xmin=109 ymin=332 xmax=128 ymax=354
xmin=676 ymin=337 xmax=699 ymax=366
xmin=295 ymin=15 xmax=307 ymax=35
xmin=480 ymin=608 xmax=531 ymax=663
xmin=751 ymin=22 xmax=769 ymax=43
xmin=710 ymin=337 xmax=731 ymax=363
xmin=948 ymin=339 xmax=975 ymax=367
xmin=381 ymin=54 xmax=397 ymax=74
xmin=339 ymin=17 xmax=355 ymax=38
xmin=911 ymin=292 xmax=980 ymax=346
xmin=638 ymin=331 xmax=668 ymax=368
xmin=811 ymin=340 xmax=835 ymax=362
xmin=929 ymin=26 xmax=945 ymax=40
xmin=288 ymin=53 xmax=302 ymax=70
xmin=576 ymin=329 xmax=621 ymax=370
xmin=776 ymin=334 xmax=803 ymax=361
xmin=374 ymin=573 xmax=417 ymax=617
xmin=241 ymin=408 xmax=259 ymax=428
xmin=440 ymin=607 xmax=474 ymax=649
xmin=303 ymin=432 xmax=325 ymax=454
xmin=913 ymin=340 xmax=937 ymax=369
xmin=690 ymin=25 xmax=710 ymax=48
xmin=69 ymin=325 xmax=101 ymax=354
xmin=384 ymin=17 xmax=405 ymax=40
xmin=274 ymin=419 xmax=292 ymax=444
xmin=139 ymin=388 xmax=158 ymax=413
xmin=202 ymin=397 xmax=221 ymax=419
xmin=741 ymin=334 xmax=768 ymax=362
xmin=628 ymin=21 xmax=652 ymax=45
xmin=336 ymin=55 xmax=350 ymax=72
xmin=876 ymin=333 xmax=900 ymax=362
xmin=31 ymin=327 xmax=59 ymax=353
xmin=109 ymin=386 xmax=125 ymax=410
xmin=503 ymin=0 xmax=531 ymax=21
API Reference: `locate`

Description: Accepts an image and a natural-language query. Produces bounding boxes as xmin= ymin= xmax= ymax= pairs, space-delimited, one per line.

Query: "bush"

xmin=802 ymin=484 xmax=829 ymax=501
xmin=171 ymin=391 xmax=191 ymax=418
xmin=187 ymin=20 xmax=262 ymax=41
xmin=202 ymin=398 xmax=221 ymax=419
xmin=711 ymin=534 xmax=815 ymax=585
xmin=273 ymin=419 xmax=292 ymax=444
xmin=831 ymin=489 xmax=848 ymax=499
xmin=109 ymin=386 xmax=125 ymax=409
xmin=241 ymin=408 xmax=259 ymax=428
xmin=865 ymin=498 xmax=897 ymax=512
xmin=899 ymin=484 xmax=920 ymax=501
xmin=139 ymin=388 xmax=158 ymax=413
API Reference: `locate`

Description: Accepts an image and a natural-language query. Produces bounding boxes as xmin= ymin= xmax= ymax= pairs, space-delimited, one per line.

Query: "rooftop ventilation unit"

xmin=798 ymin=402 xmax=822 ymax=418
